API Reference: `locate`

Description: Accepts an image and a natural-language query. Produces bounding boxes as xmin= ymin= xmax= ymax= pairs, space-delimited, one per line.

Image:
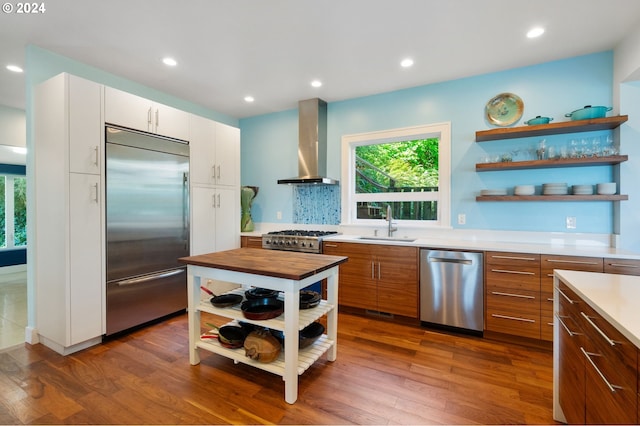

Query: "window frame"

xmin=0 ymin=170 xmax=27 ymax=250
xmin=340 ymin=122 xmax=451 ymax=228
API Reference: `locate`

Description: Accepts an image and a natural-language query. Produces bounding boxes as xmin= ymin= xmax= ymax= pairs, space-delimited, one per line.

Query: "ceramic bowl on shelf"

xmin=480 ymin=188 xmax=508 ymax=196
xmin=514 ymin=185 xmax=535 ymax=195
xmin=572 ymin=184 xmax=594 ymax=195
xmin=542 ymin=183 xmax=569 ymax=195
xmin=596 ymin=182 xmax=617 ymax=195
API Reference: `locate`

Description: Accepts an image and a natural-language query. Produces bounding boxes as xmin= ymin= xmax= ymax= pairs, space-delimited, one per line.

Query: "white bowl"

xmin=596 ymin=182 xmax=617 ymax=195
xmin=514 ymin=185 xmax=535 ymax=195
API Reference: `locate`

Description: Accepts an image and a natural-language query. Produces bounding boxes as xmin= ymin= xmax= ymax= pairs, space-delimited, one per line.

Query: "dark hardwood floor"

xmin=0 ymin=311 xmax=556 ymax=424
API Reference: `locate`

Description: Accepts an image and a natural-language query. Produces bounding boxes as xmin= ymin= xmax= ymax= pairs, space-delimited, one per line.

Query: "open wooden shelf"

xmin=476 ymin=155 xmax=628 ymax=172
xmin=475 ymin=115 xmax=628 ymax=142
xmin=476 ymin=194 xmax=628 ymax=202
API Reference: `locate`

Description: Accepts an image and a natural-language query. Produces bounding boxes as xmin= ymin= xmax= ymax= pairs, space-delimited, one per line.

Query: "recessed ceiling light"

xmin=162 ymin=57 xmax=177 ymax=66
xmin=244 ymin=96 xmax=255 ymax=103
xmin=311 ymin=80 xmax=322 ymax=88
xmin=400 ymin=58 xmax=414 ymax=68
xmin=527 ymin=27 xmax=545 ymax=38
xmin=6 ymin=64 xmax=23 ymax=73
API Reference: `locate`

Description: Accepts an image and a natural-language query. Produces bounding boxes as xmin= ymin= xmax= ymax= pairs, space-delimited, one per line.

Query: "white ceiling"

xmin=2 ymin=0 xmax=640 ymax=119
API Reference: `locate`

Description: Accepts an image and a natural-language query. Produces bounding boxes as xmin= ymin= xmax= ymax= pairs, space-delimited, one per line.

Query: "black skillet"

xmin=241 ymin=298 xmax=284 ymax=320
xmin=200 ymin=286 xmax=243 ymax=308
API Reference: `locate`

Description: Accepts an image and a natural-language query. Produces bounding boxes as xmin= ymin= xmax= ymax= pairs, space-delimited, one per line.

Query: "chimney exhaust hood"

xmin=277 ymin=98 xmax=338 ymax=185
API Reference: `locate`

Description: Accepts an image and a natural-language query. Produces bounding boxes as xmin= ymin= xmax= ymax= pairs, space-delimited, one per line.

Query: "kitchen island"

xmin=179 ymin=248 xmax=348 ymax=404
xmin=553 ymin=270 xmax=640 ymax=424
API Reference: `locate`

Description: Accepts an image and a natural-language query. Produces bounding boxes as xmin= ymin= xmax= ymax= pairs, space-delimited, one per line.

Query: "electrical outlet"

xmin=276 ymin=211 xmax=282 ymax=220
xmin=566 ymin=216 xmax=577 ymax=229
xmin=458 ymin=213 xmax=466 ymax=225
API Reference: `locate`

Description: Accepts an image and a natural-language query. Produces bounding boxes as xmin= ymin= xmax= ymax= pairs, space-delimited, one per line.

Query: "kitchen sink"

xmin=358 ymin=236 xmax=416 ymax=242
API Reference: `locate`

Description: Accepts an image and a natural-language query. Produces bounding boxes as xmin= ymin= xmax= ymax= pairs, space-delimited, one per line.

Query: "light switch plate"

xmin=566 ymin=216 xmax=577 ymax=229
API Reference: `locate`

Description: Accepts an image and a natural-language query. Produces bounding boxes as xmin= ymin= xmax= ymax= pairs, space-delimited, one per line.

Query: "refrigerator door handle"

xmin=116 ymin=269 xmax=185 ymax=286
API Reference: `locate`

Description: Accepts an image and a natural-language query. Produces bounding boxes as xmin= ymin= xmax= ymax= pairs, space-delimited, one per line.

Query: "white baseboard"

xmin=24 ymin=326 xmax=39 ymax=344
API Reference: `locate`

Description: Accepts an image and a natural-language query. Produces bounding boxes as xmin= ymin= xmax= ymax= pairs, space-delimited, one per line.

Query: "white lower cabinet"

xmin=191 ymin=186 xmax=239 ymax=255
xmin=69 ymin=173 xmax=103 ymax=344
xmin=34 ymin=73 xmax=104 ymax=354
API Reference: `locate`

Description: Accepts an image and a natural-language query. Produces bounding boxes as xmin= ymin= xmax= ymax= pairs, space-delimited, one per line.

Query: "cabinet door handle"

xmin=217 ymin=193 xmax=221 ymax=208
xmin=147 ymin=107 xmax=153 ymax=126
xmin=580 ymin=311 xmax=618 ymax=346
xmin=211 ymin=165 xmax=216 ymax=181
xmin=556 ymin=314 xmax=582 ymax=337
xmin=155 ymin=108 xmax=159 ymax=128
xmin=491 ymin=255 xmax=537 ymax=261
xmin=491 ymin=314 xmax=535 ymax=323
xmin=608 ymin=262 xmax=640 ymax=269
xmin=211 ymin=194 xmax=216 ymax=208
xmin=556 ymin=287 xmax=577 ymax=304
xmin=217 ymin=165 xmax=221 ymax=180
xmin=371 ymin=261 xmax=375 ymax=279
xmin=491 ymin=268 xmax=535 ymax=275
xmin=546 ymin=259 xmax=600 ymax=265
xmin=91 ymin=182 xmax=99 ymax=203
xmin=377 ymin=262 xmax=381 ymax=280
xmin=93 ymin=146 xmax=100 ymax=167
xmin=580 ymin=347 xmax=623 ymax=393
xmin=491 ymin=291 xmax=535 ymax=299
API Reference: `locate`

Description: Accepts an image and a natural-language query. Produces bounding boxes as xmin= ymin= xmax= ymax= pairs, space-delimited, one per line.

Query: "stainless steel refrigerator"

xmin=105 ymin=125 xmax=189 ymax=335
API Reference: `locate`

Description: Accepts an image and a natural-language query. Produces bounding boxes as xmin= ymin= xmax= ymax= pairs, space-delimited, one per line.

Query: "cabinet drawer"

xmin=604 ymin=258 xmax=640 ymax=276
xmin=486 ymin=266 xmax=540 ymax=291
xmin=240 ymin=236 xmax=263 ymax=248
xmin=486 ymin=251 xmax=540 ymax=267
xmin=579 ymin=302 xmax=637 ymax=392
xmin=541 ymin=255 xmax=603 ymax=293
xmin=583 ymin=334 xmax=638 ymax=424
xmin=486 ymin=288 xmax=540 ymax=339
xmin=540 ymin=310 xmax=554 ymax=342
xmin=556 ymin=281 xmax=585 ymax=321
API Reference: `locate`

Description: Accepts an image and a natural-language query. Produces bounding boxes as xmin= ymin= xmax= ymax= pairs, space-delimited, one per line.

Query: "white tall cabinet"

xmin=189 ymin=114 xmax=240 ymax=256
xmin=34 ymin=73 xmax=104 ymax=354
xmin=33 ymin=72 xmax=241 ymax=355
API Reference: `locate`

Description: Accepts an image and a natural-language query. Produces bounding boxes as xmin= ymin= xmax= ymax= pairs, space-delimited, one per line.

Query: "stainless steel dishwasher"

xmin=420 ymin=250 xmax=484 ymax=334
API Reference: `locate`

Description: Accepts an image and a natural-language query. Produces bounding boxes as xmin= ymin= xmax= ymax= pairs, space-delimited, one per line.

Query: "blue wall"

xmin=241 ymin=51 xmax=622 ymax=233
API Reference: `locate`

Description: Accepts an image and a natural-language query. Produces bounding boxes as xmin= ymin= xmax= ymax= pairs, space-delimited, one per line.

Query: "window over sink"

xmin=341 ymin=122 xmax=451 ymax=228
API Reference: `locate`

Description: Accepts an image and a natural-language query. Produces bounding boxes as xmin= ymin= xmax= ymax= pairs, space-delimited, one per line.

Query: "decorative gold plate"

xmin=485 ymin=93 xmax=524 ymax=127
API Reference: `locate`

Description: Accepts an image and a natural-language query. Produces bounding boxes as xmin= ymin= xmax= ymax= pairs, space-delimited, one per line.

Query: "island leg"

xmin=325 ymin=269 xmax=338 ymax=361
xmin=283 ymin=288 xmax=300 ymax=404
xmin=187 ymin=270 xmax=201 ymax=365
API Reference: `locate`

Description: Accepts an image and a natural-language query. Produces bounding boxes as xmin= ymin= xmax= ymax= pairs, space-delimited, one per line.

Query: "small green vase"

xmin=241 ymin=186 xmax=259 ymax=232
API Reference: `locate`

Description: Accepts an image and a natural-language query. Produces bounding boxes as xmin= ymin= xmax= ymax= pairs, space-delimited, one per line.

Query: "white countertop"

xmin=554 ymin=269 xmax=640 ymax=348
xmin=322 ymin=234 xmax=640 ymax=260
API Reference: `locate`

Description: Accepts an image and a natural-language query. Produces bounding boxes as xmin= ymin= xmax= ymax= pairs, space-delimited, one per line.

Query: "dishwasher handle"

xmin=428 ymin=257 xmax=473 ymax=265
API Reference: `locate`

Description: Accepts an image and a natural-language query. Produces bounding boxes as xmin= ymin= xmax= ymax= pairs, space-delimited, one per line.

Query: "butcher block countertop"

xmin=179 ymin=248 xmax=348 ymax=281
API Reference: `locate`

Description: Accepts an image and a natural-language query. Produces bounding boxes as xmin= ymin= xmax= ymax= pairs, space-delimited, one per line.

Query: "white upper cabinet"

xmin=68 ymin=76 xmax=102 ymax=175
xmin=104 ymin=87 xmax=189 ymax=141
xmin=189 ymin=114 xmax=239 ymax=187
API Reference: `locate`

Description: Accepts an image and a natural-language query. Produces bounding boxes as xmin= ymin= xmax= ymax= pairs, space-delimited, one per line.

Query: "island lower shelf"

xmin=196 ymin=334 xmax=334 ymax=376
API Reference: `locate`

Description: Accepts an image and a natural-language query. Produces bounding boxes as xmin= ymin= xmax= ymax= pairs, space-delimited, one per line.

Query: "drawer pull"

xmin=491 ymin=255 xmax=537 ymax=261
xmin=580 ymin=347 xmax=623 ymax=393
xmin=491 ymin=291 xmax=535 ymax=300
xmin=491 ymin=314 xmax=535 ymax=323
xmin=324 ymin=243 xmax=338 ymax=248
xmin=580 ymin=312 xmax=618 ymax=346
xmin=556 ymin=314 xmax=582 ymax=337
xmin=556 ymin=287 xmax=577 ymax=304
xmin=247 ymin=238 xmax=262 ymax=242
xmin=491 ymin=269 xmax=535 ymax=276
xmin=546 ymin=259 xmax=600 ymax=265
xmin=608 ymin=262 xmax=640 ymax=268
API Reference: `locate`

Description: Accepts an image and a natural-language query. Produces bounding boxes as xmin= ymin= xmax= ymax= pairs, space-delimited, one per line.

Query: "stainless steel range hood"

xmin=277 ymin=98 xmax=338 ymax=185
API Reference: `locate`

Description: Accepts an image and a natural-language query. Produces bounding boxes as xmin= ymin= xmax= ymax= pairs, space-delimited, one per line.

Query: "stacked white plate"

xmin=572 ymin=184 xmax=594 ymax=195
xmin=480 ymin=188 xmax=508 ymax=196
xmin=514 ymin=185 xmax=535 ymax=195
xmin=542 ymin=182 xmax=569 ymax=195
xmin=596 ymin=182 xmax=617 ymax=195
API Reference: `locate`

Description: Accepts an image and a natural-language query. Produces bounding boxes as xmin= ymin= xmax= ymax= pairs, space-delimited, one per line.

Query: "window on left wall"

xmin=0 ymin=173 xmax=27 ymax=248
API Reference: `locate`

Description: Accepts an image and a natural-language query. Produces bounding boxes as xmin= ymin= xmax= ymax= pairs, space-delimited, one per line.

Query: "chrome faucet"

xmin=386 ymin=205 xmax=397 ymax=237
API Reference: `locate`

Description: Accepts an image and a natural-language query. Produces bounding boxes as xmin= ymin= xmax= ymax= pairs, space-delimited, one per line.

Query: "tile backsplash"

xmin=293 ymin=185 xmax=340 ymax=225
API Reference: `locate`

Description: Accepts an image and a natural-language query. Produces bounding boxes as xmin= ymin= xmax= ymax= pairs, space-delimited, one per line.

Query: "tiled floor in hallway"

xmin=0 ymin=271 xmax=26 ymax=351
